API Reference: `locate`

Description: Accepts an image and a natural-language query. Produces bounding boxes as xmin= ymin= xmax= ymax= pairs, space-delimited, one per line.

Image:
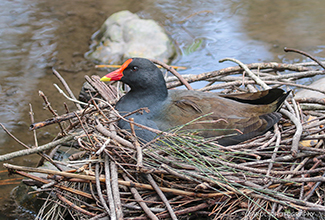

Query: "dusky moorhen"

xmin=100 ymin=58 xmax=289 ymax=145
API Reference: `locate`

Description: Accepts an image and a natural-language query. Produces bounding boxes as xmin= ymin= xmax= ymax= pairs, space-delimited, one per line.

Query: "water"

xmin=0 ymin=0 xmax=55 ymax=139
xmin=1 ymin=0 xmax=325 ymax=218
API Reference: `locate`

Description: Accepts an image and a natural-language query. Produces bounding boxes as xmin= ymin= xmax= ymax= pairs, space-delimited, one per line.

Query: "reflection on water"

xmin=241 ymin=0 xmax=325 ymax=62
xmin=146 ymin=0 xmax=325 ymax=74
xmin=1 ymin=0 xmax=325 ymax=218
xmin=0 ymin=0 xmax=58 ymax=147
xmin=145 ymin=0 xmax=273 ymax=75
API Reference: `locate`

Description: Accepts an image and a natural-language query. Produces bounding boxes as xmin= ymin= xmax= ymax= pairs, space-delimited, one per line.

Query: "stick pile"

xmin=3 ymin=50 xmax=325 ymax=219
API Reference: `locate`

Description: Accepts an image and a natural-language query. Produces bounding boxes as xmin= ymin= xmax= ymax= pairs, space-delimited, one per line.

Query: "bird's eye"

xmin=132 ymin=66 xmax=138 ymax=71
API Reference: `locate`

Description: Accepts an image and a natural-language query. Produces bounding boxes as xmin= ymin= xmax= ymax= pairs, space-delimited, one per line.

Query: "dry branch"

xmin=0 ymin=132 xmax=83 ymax=162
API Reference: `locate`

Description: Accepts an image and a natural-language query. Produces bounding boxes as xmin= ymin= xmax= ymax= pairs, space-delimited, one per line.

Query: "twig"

xmin=95 ymin=120 xmax=135 ymax=149
xmin=147 ymin=174 xmax=177 ymax=220
xmin=63 ymin=102 xmax=74 ymax=128
xmin=110 ymin=160 xmax=124 ymax=220
xmin=265 ymin=125 xmax=281 ymax=179
xmin=96 ymin=138 xmax=110 ymax=155
xmin=85 ymin=75 xmax=118 ymax=103
xmin=30 ymin=104 xmax=101 ymax=130
xmin=12 ymin=170 xmax=94 ymax=200
xmin=74 ymin=112 xmax=96 ymax=149
xmin=219 ymin=58 xmax=270 ymax=89
xmin=0 ymin=132 xmax=83 ymax=162
xmin=295 ymin=98 xmax=325 ymax=105
xmin=29 ymin=103 xmax=39 ymax=148
xmin=0 ymin=123 xmax=31 ymax=149
xmin=89 ymin=213 xmax=108 ymax=220
xmin=212 ymin=156 xmax=325 ymax=176
xmin=284 ymin=47 xmax=325 ymax=71
xmin=2 ymin=107 xmax=63 ymax=170
xmin=95 ymin=162 xmax=111 ymax=216
xmin=123 ymin=204 xmax=165 ymax=213
xmin=39 ymin=90 xmax=66 ymax=134
xmin=129 ymin=118 xmax=143 ymax=170
xmin=280 ymin=109 xmax=302 ymax=155
xmin=52 ymin=68 xmax=83 ymax=110
xmin=291 ymin=95 xmax=301 ymax=122
xmin=56 ymin=193 xmax=96 ymax=217
xmin=303 ymin=172 xmax=325 ymax=201
xmin=198 ymin=72 xmax=324 ymax=91
xmin=4 ymin=163 xmax=233 ymax=198
xmin=39 ymin=90 xmax=59 ymax=116
xmin=104 ymin=155 xmax=117 ymax=220
xmin=166 ymin=62 xmax=310 ymax=88
xmin=149 ymin=58 xmax=193 ymax=90
xmin=54 ymin=84 xmax=90 ymax=107
xmin=122 ymin=174 xmax=159 ymax=220
xmin=130 ymin=202 xmax=210 ymax=220
xmin=161 ymin=164 xmax=196 ymax=182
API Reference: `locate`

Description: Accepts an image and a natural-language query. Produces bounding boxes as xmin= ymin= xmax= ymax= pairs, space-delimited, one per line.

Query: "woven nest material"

xmin=3 ymin=54 xmax=325 ymax=220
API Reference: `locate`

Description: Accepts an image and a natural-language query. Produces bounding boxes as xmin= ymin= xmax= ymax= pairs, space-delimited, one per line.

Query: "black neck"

xmin=128 ymin=81 xmax=168 ymax=102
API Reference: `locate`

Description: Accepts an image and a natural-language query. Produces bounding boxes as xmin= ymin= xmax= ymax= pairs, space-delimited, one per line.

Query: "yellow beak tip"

xmin=100 ymin=76 xmax=111 ymax=82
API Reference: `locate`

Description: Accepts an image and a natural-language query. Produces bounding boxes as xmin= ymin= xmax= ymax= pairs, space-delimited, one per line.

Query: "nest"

xmin=3 ymin=49 xmax=325 ymax=219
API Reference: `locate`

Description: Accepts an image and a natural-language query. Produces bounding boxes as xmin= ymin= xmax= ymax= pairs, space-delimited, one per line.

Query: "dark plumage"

xmin=101 ymin=58 xmax=289 ymax=145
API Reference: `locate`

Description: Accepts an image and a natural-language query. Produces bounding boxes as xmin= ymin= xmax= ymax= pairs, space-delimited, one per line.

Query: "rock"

xmin=85 ymin=10 xmax=176 ymax=64
xmin=295 ymin=77 xmax=325 ymax=99
xmin=294 ymin=77 xmax=325 ymax=110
